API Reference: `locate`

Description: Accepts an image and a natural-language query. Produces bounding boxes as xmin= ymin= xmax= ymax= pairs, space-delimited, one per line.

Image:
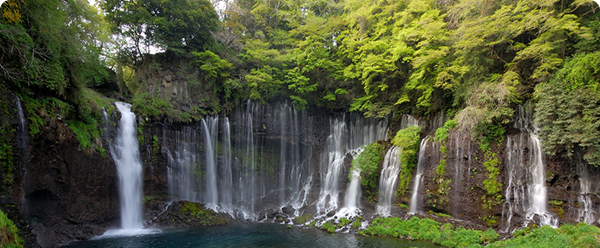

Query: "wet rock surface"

xmin=23 ymin=118 xmax=118 ymax=247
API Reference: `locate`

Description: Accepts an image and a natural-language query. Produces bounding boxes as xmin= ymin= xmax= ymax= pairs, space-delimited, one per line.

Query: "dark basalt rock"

xmin=23 ymin=118 xmax=119 ymax=247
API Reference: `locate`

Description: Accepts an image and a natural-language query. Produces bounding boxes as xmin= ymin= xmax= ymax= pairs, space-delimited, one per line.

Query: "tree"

xmin=101 ymin=0 xmax=219 ymax=56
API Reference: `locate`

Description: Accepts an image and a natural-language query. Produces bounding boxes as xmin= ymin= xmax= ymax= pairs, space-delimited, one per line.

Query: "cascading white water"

xmin=15 ymin=96 xmax=29 ymax=172
xmin=317 ymin=114 xmax=387 ymax=214
xmin=576 ymin=150 xmax=597 ymax=224
xmin=344 ymin=167 xmax=362 ymax=209
xmin=166 ymin=126 xmax=201 ymax=202
xmin=15 ymin=96 xmax=26 ymax=139
xmin=409 ymin=137 xmax=429 ymax=214
xmin=317 ymin=117 xmax=347 ymax=213
xmin=202 ymin=117 xmax=219 ymax=209
xmin=220 ymin=117 xmax=233 ymax=211
xmin=279 ymin=105 xmax=289 ymax=205
xmin=525 ymin=134 xmax=553 ymax=223
xmin=376 ymin=146 xmax=402 ymax=216
xmin=502 ymin=104 xmax=557 ymax=232
xmin=111 ymin=102 xmax=144 ymax=230
xmin=163 ymin=101 xmax=384 ymax=220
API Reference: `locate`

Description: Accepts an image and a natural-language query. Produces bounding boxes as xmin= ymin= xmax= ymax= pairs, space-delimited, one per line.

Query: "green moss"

xmin=67 ymin=119 xmax=101 ymax=151
xmin=293 ymin=213 xmax=312 ymax=225
xmin=0 ymin=210 xmax=24 ymax=248
xmin=180 ymin=202 xmax=229 ymax=226
xmin=321 ymin=222 xmax=336 ymax=233
xmin=349 ymin=142 xmax=383 ymax=200
xmin=391 ymin=126 xmax=422 ymax=195
xmin=337 ymin=217 xmax=352 ymax=228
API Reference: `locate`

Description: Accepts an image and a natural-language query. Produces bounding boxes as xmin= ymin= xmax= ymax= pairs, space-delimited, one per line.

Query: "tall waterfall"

xmin=344 ymin=168 xmax=362 ymax=209
xmin=502 ymin=105 xmax=557 ymax=231
xmin=409 ymin=137 xmax=429 ymax=214
xmin=15 ymin=96 xmax=26 ymax=145
xmin=202 ymin=117 xmax=219 ymax=209
xmin=15 ymin=96 xmax=29 ymax=178
xmin=376 ymin=146 xmax=402 ymax=216
xmin=576 ymin=149 xmax=597 ymax=224
xmin=165 ymin=101 xmax=314 ymax=219
xmin=316 ymin=117 xmax=347 ymax=213
xmin=316 ymin=114 xmax=387 ymax=214
xmin=111 ymin=102 xmax=144 ymax=230
xmin=220 ymin=117 xmax=233 ymax=211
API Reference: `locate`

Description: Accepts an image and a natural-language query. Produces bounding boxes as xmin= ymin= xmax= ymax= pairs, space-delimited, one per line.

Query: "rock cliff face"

xmin=135 ymin=53 xmax=219 ymax=114
xmin=23 ymin=117 xmax=119 ymax=247
xmin=413 ymin=126 xmax=597 ymax=231
xmin=1 ymin=90 xmax=599 ymax=247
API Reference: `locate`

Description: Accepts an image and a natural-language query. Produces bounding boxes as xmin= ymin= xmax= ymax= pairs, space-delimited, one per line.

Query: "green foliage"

xmin=349 ymin=142 xmax=383 ymax=199
xmin=131 ymin=93 xmax=174 ymax=119
xmin=66 ymin=120 xmax=100 ymax=151
xmin=0 ymin=210 xmax=23 ymax=248
xmin=433 ymin=119 xmax=457 ymax=200
xmin=293 ymin=213 xmax=312 ymax=225
xmin=102 ymin=0 xmax=219 ymax=55
xmin=321 ymin=222 xmax=336 ymax=233
xmin=337 ymin=217 xmax=352 ymax=228
xmin=391 ymin=126 xmax=422 ymax=195
xmin=179 ymin=201 xmax=229 ymax=226
xmin=535 ymin=52 xmax=600 ymax=166
xmin=365 ymin=217 xmax=488 ymax=247
xmin=488 ymin=224 xmax=600 ymax=248
xmin=193 ymin=51 xmax=234 ymax=101
xmin=0 ymin=0 xmax=109 ymax=97
xmin=482 ymin=228 xmax=499 ymax=243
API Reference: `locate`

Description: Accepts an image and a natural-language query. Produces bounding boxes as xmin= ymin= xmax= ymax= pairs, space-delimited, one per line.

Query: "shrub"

xmin=391 ymin=126 xmax=422 ymax=195
xmin=349 ymin=142 xmax=384 ymax=199
xmin=0 ymin=210 xmax=23 ymax=248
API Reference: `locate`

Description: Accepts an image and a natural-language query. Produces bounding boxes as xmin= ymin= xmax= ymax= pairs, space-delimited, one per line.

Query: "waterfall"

xmin=576 ymin=149 xmax=597 ymax=224
xmin=220 ymin=117 xmax=233 ymax=211
xmin=278 ymin=105 xmax=289 ymax=205
xmin=317 ymin=117 xmax=347 ymax=213
xmin=166 ymin=126 xmax=201 ymax=202
xmin=15 ymin=96 xmax=26 ymax=143
xmin=15 ymin=96 xmax=29 ymax=176
xmin=409 ymin=137 xmax=429 ymax=214
xmin=344 ymin=167 xmax=362 ymax=209
xmin=202 ymin=117 xmax=219 ymax=209
xmin=502 ymin=104 xmax=557 ymax=231
xmin=317 ymin=113 xmax=387 ymax=214
xmin=161 ymin=101 xmax=384 ymax=219
xmin=111 ymin=102 xmax=144 ymax=230
xmin=376 ymin=146 xmax=402 ymax=216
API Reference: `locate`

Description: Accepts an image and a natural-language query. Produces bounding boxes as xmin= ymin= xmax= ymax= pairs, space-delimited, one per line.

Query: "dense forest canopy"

xmin=1 ymin=0 xmax=600 ymax=164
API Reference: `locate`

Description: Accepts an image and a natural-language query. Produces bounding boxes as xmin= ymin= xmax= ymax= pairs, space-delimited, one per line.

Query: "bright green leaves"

xmin=349 ymin=142 xmax=384 ymax=200
xmin=245 ymin=66 xmax=282 ymax=102
xmin=193 ymin=51 xmax=235 ymax=100
xmin=103 ymin=0 xmax=219 ymax=54
xmin=340 ymin=0 xmax=451 ymax=115
xmin=194 ymin=51 xmax=233 ymax=81
xmin=534 ymin=52 xmax=600 ymax=166
xmin=392 ymin=125 xmax=422 ymax=195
